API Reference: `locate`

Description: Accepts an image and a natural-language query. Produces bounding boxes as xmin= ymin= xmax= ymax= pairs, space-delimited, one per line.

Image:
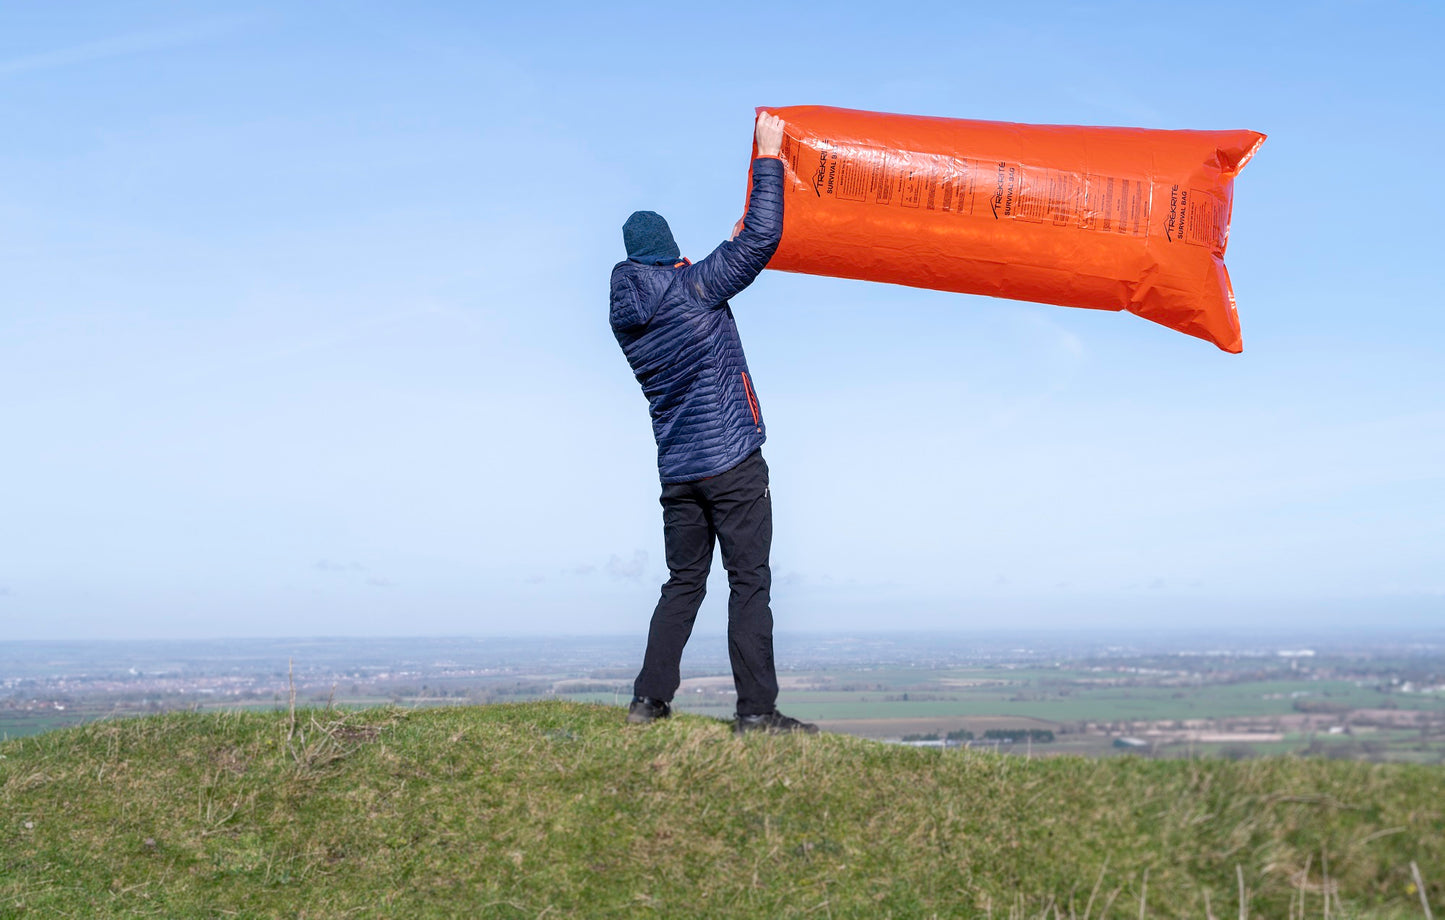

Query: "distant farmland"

xmin=5 ymin=635 xmax=1442 ymax=761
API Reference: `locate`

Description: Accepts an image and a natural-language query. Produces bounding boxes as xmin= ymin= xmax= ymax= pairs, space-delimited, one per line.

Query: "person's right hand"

xmin=755 ymin=111 xmax=784 ymax=158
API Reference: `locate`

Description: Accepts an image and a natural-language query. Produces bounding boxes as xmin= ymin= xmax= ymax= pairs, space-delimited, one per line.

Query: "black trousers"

xmin=634 ymin=449 xmax=778 ymax=717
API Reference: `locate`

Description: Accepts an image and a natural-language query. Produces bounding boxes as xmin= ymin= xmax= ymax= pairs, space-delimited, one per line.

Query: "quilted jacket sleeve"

xmin=689 ymin=157 xmax=784 ymax=307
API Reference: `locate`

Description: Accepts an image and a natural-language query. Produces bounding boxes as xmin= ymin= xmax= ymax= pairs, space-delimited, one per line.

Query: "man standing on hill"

xmin=609 ymin=111 xmax=817 ymax=736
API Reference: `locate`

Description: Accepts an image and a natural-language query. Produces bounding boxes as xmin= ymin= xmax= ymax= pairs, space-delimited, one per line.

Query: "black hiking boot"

xmin=626 ymin=696 xmax=671 ymax=725
xmin=734 ymin=710 xmax=819 ymax=736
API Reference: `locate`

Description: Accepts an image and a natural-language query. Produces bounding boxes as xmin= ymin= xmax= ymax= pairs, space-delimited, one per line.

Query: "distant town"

xmin=3 ymin=630 xmax=1442 ymax=762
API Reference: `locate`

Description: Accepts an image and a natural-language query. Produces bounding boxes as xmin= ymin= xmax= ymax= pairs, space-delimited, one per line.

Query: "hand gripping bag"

xmin=747 ymin=105 xmax=1265 ymax=352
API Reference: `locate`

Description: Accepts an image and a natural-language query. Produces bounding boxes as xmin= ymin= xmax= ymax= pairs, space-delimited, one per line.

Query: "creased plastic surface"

xmin=749 ymin=105 xmax=1265 ymax=352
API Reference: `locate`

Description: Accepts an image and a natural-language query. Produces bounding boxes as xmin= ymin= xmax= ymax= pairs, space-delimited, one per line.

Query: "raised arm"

xmin=690 ymin=112 xmax=786 ymax=306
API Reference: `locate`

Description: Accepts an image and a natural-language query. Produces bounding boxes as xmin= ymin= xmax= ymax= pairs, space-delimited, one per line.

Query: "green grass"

xmin=2 ymin=701 xmax=1442 ymax=918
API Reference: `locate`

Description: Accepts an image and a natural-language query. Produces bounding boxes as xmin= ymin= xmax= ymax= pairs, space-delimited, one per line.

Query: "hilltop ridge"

xmin=2 ymin=701 xmax=1441 ymax=918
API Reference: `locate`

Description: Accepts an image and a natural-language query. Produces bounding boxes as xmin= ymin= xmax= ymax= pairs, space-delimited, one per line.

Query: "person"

xmin=609 ymin=111 xmax=817 ymax=736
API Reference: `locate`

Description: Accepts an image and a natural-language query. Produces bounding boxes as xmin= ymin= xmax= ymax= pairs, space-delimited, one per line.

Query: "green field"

xmin=0 ymin=703 xmax=141 ymax=741
xmin=562 ymin=669 xmax=1443 ymax=725
xmin=547 ymin=665 xmax=1445 ymax=764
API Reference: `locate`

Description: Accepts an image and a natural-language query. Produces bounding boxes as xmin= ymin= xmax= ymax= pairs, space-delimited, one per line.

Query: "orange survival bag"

xmin=747 ymin=106 xmax=1265 ymax=352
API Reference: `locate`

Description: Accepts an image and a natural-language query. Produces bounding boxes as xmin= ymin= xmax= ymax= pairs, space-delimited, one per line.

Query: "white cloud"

xmin=607 ymin=550 xmax=647 ymax=580
xmin=315 ymin=560 xmax=367 ymax=574
xmin=0 ymin=17 xmax=255 ymax=77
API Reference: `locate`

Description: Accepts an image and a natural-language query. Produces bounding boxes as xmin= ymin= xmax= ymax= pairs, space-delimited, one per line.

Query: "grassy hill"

xmin=1 ymin=701 xmax=1441 ymax=918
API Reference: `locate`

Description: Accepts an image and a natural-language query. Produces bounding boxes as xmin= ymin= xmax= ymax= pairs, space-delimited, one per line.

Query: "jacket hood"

xmin=622 ymin=210 xmax=680 ymax=265
xmin=610 ymin=260 xmax=680 ymax=331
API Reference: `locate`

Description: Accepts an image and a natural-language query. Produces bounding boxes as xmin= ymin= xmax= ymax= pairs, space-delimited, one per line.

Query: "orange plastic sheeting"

xmin=749 ymin=105 xmax=1265 ymax=352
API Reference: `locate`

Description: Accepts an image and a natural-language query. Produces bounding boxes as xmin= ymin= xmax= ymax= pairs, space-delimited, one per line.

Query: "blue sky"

xmin=2 ymin=1 xmax=1441 ymax=639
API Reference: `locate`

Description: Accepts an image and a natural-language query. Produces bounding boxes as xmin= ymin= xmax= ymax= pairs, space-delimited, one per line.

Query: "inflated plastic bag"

xmin=748 ymin=105 xmax=1265 ymax=352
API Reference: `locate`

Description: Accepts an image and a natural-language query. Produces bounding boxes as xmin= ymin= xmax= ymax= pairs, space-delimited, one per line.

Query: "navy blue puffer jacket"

xmin=610 ymin=157 xmax=784 ymax=483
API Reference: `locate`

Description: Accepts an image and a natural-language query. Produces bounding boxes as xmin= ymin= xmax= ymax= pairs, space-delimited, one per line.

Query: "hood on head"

xmin=623 ymin=211 xmax=680 ymax=265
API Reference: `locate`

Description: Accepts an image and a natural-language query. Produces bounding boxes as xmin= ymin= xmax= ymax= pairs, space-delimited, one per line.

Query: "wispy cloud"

xmin=315 ymin=559 xmax=395 ymax=587
xmin=1016 ymin=311 xmax=1085 ymax=363
xmin=315 ymin=559 xmax=368 ymax=574
xmin=606 ymin=550 xmax=647 ymax=580
xmin=0 ymin=17 xmax=256 ymax=77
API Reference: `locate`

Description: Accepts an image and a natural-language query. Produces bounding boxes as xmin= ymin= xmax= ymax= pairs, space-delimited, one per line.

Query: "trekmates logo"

xmin=989 ymin=161 xmax=1016 ymax=219
xmin=811 ymin=145 xmax=837 ymax=197
xmin=1164 ymin=184 xmax=1188 ymax=242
